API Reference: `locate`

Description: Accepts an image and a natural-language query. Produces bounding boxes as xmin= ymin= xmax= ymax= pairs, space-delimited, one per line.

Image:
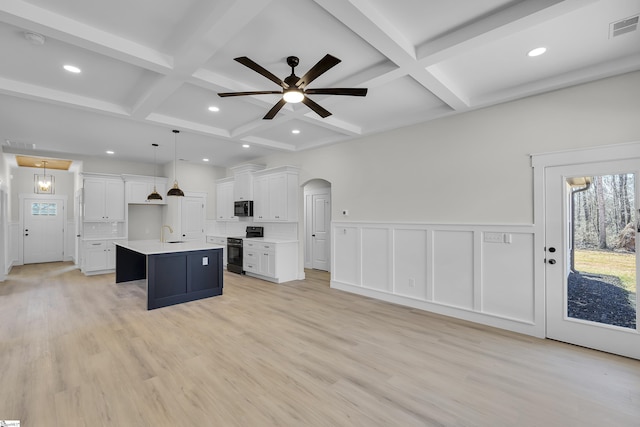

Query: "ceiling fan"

xmin=218 ymin=54 xmax=368 ymax=119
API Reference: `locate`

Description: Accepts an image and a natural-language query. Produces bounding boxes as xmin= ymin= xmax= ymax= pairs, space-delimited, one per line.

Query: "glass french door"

xmin=545 ymin=159 xmax=640 ymax=359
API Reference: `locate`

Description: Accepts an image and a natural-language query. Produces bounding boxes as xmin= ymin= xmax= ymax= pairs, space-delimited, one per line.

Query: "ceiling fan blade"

xmin=305 ymin=88 xmax=368 ymax=96
xmin=301 ymin=97 xmax=331 ymax=118
xmin=263 ymin=98 xmax=287 ymax=120
xmin=218 ymin=91 xmax=282 ymax=97
xmin=234 ymin=57 xmax=288 ymax=88
xmin=295 ymin=54 xmax=341 ymax=89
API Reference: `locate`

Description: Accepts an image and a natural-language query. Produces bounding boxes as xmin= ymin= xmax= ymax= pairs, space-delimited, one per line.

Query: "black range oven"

xmin=227 ymin=226 xmax=263 ymax=274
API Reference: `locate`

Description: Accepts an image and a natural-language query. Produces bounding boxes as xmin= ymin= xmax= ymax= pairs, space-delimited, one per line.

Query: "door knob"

xmin=312 ymin=234 xmax=316 ymax=237
xmin=548 ymin=259 xmax=556 ymax=264
xmin=548 ymin=247 xmax=556 ymax=253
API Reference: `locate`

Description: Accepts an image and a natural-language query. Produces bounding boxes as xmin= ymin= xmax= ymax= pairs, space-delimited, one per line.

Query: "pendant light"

xmin=146 ymin=143 xmax=163 ymax=200
xmin=167 ymin=129 xmax=184 ymax=197
xmin=35 ymin=160 xmax=54 ymax=193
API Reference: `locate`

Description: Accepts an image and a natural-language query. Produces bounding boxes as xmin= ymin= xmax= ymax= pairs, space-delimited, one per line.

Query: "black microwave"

xmin=234 ymin=200 xmax=253 ymax=217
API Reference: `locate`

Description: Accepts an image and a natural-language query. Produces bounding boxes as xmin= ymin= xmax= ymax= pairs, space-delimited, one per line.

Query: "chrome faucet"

xmin=161 ymin=225 xmax=173 ymax=243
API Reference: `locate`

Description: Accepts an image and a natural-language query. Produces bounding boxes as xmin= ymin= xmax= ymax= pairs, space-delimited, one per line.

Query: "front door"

xmin=545 ymin=159 xmax=639 ymax=359
xmin=23 ymin=197 xmax=65 ymax=264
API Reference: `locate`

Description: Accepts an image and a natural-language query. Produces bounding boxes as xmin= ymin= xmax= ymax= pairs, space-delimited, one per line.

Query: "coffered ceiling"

xmin=0 ymin=0 xmax=639 ymax=166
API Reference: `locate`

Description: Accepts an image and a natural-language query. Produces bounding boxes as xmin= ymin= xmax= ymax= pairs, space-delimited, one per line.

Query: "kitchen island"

xmin=115 ymin=240 xmax=224 ymax=310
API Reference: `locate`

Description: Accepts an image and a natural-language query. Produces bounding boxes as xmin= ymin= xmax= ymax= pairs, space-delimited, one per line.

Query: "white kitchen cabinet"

xmin=206 ymin=236 xmax=228 ymax=268
xmin=82 ymin=239 xmax=125 ymax=274
xmin=230 ymin=164 xmax=264 ymax=201
xmin=123 ymin=175 xmax=167 ymax=205
xmin=83 ymin=176 xmax=125 ymax=221
xmin=243 ymin=239 xmax=298 ymax=283
xmin=216 ymin=179 xmax=237 ymax=221
xmin=163 ymin=193 xmax=206 ymax=242
xmin=252 ymin=166 xmax=299 ymax=222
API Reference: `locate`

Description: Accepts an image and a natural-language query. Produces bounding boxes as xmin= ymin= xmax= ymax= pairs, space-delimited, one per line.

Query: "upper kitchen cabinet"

xmin=230 ymin=164 xmax=264 ymax=201
xmin=83 ymin=174 xmax=125 ymax=221
xmin=216 ymin=178 xmax=237 ymax=221
xmin=123 ymin=174 xmax=168 ymax=205
xmin=253 ymin=166 xmax=299 ymax=222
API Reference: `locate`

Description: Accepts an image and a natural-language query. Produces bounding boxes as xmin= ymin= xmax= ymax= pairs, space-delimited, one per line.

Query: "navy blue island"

xmin=115 ymin=240 xmax=224 ymax=310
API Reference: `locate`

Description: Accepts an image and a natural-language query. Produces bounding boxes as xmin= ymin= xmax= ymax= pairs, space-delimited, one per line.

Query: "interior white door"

xmin=311 ymin=191 xmax=331 ymax=271
xmin=181 ymin=196 xmax=205 ymax=240
xmin=545 ymin=159 xmax=639 ymax=359
xmin=23 ymin=197 xmax=64 ymax=264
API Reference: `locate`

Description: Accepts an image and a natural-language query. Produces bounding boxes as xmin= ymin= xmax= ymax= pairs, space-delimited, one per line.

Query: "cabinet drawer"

xmin=84 ymin=241 xmax=106 ymax=249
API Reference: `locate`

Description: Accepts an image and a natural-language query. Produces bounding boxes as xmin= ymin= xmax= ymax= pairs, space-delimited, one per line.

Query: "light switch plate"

xmin=202 ymin=256 xmax=208 ymax=266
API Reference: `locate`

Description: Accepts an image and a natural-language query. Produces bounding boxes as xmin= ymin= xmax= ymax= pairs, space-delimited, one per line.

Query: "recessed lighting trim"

xmin=203 ymin=158 xmax=209 ymax=162
xmin=527 ymin=47 xmax=547 ymax=57
xmin=106 ymin=150 xmax=114 ymax=154
xmin=291 ymin=129 xmax=301 ymax=134
xmin=208 ymin=106 xmax=220 ymax=112
xmin=242 ymin=144 xmax=250 ymax=148
xmin=63 ymin=64 xmax=82 ymax=73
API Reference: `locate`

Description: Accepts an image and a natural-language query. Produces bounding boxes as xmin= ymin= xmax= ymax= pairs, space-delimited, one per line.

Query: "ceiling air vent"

xmin=610 ymin=14 xmax=639 ymax=38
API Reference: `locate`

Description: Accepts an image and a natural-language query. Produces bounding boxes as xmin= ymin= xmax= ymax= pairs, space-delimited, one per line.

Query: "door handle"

xmin=548 ymin=259 xmax=556 ymax=264
xmin=312 ymin=234 xmax=316 ymax=237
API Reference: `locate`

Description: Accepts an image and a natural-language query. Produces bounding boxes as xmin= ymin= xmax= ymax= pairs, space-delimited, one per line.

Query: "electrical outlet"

xmin=408 ymin=278 xmax=415 ymax=288
xmin=202 ymin=256 xmax=208 ymax=266
xmin=484 ymin=232 xmax=504 ymax=243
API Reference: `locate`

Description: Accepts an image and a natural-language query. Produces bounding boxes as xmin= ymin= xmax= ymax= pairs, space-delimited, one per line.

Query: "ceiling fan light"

xmin=283 ymin=90 xmax=304 ymax=103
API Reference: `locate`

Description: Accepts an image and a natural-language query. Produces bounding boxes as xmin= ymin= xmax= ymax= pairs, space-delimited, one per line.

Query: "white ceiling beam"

xmin=0 ymin=0 xmax=173 ymax=73
xmin=145 ymin=113 xmax=230 ymax=139
xmin=130 ymin=0 xmax=272 ymax=120
xmin=313 ymin=0 xmax=469 ymax=111
xmin=416 ymin=0 xmax=598 ymax=65
xmin=0 ymin=76 xmax=129 ymax=116
xmin=473 ymin=52 xmax=640 ymax=108
xmin=240 ymin=135 xmax=296 ymax=151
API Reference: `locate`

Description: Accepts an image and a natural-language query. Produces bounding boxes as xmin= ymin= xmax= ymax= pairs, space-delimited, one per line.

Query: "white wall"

xmin=254 ymin=71 xmax=640 ymax=224
xmin=248 ymin=71 xmax=640 ymax=336
xmin=10 ymin=167 xmax=74 ymax=221
xmin=163 ymin=161 xmax=226 ymax=220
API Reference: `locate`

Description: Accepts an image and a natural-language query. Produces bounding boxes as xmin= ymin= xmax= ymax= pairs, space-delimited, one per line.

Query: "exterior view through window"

xmin=569 ymin=173 xmax=636 ymax=329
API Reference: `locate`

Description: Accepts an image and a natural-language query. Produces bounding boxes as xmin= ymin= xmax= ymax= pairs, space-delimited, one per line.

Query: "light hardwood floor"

xmin=1 ymin=262 xmax=639 ymax=426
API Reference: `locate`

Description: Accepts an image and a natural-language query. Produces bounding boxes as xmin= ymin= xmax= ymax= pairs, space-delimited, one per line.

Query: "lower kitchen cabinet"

xmin=206 ymin=236 xmax=228 ymax=268
xmin=82 ymin=239 xmax=125 ymax=275
xmin=243 ymin=240 xmax=298 ymax=283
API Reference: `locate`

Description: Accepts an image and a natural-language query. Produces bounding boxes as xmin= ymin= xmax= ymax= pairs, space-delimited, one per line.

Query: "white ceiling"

xmin=0 ymin=0 xmax=639 ymax=166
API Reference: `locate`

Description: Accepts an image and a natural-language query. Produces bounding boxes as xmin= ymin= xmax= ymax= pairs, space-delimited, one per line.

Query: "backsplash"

xmin=208 ymin=220 xmax=297 ymax=240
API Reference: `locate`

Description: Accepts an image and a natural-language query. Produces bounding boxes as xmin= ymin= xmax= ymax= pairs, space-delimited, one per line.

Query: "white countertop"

xmin=115 ymin=240 xmax=224 ymax=255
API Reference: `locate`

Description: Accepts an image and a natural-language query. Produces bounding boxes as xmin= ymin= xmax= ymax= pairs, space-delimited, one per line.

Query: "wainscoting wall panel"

xmin=361 ymin=227 xmax=391 ymax=292
xmin=332 ymin=222 xmax=543 ymax=337
xmin=333 ymin=226 xmax=361 ymax=287
xmin=432 ymin=230 xmax=474 ymax=310
xmin=393 ymin=228 xmax=427 ymax=300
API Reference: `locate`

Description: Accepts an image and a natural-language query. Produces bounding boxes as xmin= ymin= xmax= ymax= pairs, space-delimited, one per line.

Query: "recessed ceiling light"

xmin=242 ymin=144 xmax=250 ymax=148
xmin=291 ymin=129 xmax=301 ymax=134
xmin=203 ymin=158 xmax=209 ymax=162
xmin=106 ymin=150 xmax=114 ymax=155
xmin=208 ymin=106 xmax=220 ymax=112
xmin=527 ymin=47 xmax=547 ymax=57
xmin=63 ymin=64 xmax=82 ymax=73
